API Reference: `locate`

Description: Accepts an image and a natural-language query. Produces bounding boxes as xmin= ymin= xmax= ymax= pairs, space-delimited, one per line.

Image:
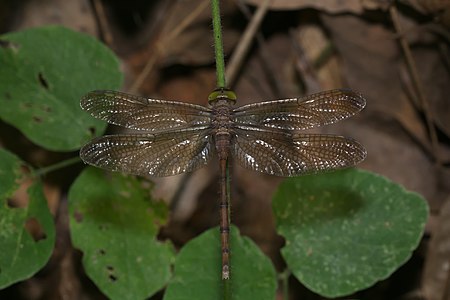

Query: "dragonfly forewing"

xmin=233 ymin=127 xmax=366 ymax=176
xmin=81 ymin=90 xmax=212 ymax=131
xmin=80 ymin=126 xmax=213 ymax=177
xmin=232 ymin=89 xmax=365 ymax=131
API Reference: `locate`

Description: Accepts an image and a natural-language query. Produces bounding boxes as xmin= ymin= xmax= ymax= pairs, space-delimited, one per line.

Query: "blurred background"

xmin=0 ymin=0 xmax=449 ymax=299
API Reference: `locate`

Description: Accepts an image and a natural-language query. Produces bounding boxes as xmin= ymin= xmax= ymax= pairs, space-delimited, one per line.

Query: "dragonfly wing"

xmin=81 ymin=90 xmax=212 ymax=131
xmin=233 ymin=89 xmax=365 ymax=131
xmin=233 ymin=127 xmax=366 ymax=176
xmin=80 ymin=126 xmax=212 ymax=177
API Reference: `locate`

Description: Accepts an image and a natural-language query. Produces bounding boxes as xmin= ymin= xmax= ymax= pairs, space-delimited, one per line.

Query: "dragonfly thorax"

xmin=211 ymin=98 xmax=234 ymax=131
xmin=211 ymin=98 xmax=234 ymax=160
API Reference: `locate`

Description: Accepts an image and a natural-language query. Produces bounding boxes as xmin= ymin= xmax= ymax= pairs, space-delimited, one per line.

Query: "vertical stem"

xmin=279 ymin=269 xmax=291 ymax=300
xmin=211 ymin=0 xmax=227 ymax=88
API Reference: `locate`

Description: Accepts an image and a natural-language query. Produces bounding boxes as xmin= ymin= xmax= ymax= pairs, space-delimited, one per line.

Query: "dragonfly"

xmin=79 ymin=88 xmax=366 ymax=280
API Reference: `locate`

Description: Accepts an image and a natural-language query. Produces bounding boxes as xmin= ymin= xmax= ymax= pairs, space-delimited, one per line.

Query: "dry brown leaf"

xmin=243 ymin=0 xmax=365 ymax=13
xmin=159 ymin=24 xmax=240 ymax=67
xmin=232 ymin=167 xmax=284 ymax=266
xmin=422 ymin=197 xmax=450 ymax=300
xmin=321 ymin=14 xmax=440 ymax=160
xmin=403 ymin=0 xmax=450 ymax=14
xmin=414 ymin=48 xmax=450 ymax=138
xmin=293 ymin=24 xmax=344 ymax=91
xmin=125 ymin=0 xmax=240 ymax=94
xmin=158 ymin=0 xmax=239 ymax=66
xmin=233 ymin=32 xmax=301 ymax=102
xmin=15 ymin=0 xmax=97 ymax=35
xmin=324 ymin=117 xmax=438 ymax=203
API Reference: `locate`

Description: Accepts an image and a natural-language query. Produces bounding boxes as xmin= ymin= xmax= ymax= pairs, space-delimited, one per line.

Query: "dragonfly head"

xmin=208 ymin=88 xmax=237 ymax=105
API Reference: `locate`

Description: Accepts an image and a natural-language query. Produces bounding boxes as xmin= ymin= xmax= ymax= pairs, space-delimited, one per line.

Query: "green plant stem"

xmin=223 ymin=277 xmax=231 ymax=300
xmin=211 ymin=1 xmax=231 ymax=298
xmin=279 ymin=269 xmax=290 ymax=300
xmin=32 ymin=156 xmax=81 ymax=178
xmin=211 ymin=0 xmax=226 ymax=88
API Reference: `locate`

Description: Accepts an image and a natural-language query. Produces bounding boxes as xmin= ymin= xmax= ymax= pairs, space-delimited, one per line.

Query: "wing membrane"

xmin=233 ymin=126 xmax=366 ymax=176
xmin=80 ymin=126 xmax=212 ymax=177
xmin=81 ymin=90 xmax=212 ymax=131
xmin=233 ymin=89 xmax=365 ymax=131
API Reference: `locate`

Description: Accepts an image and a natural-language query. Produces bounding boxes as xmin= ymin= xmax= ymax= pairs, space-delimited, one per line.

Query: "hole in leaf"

xmin=32 ymin=116 xmax=42 ymax=123
xmin=106 ymin=265 xmax=118 ymax=282
xmin=24 ymin=217 xmax=47 ymax=242
xmin=74 ymin=211 xmax=84 ymax=223
xmin=37 ymin=72 xmax=49 ymax=89
xmin=108 ymin=274 xmax=118 ymax=282
xmin=5 ymin=175 xmax=32 ymax=208
xmin=98 ymin=249 xmax=106 ymax=255
xmin=6 ymin=198 xmax=15 ymax=208
xmin=0 ymin=40 xmax=19 ymax=50
xmin=88 ymin=126 xmax=96 ymax=135
xmin=4 ymin=92 xmax=11 ymax=100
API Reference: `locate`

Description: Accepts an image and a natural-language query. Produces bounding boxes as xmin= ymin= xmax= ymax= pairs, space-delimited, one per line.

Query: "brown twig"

xmin=389 ymin=4 xmax=441 ymax=165
xmin=129 ymin=1 xmax=210 ymax=94
xmin=91 ymin=0 xmax=114 ymax=46
xmin=226 ymin=0 xmax=273 ymax=88
xmin=289 ymin=28 xmax=321 ymax=94
xmin=235 ymin=0 xmax=282 ymax=96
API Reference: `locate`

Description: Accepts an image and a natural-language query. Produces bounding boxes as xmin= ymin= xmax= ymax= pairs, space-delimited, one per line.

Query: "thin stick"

xmin=92 ymin=0 xmax=114 ymax=46
xmin=32 ymin=157 xmax=81 ymax=178
xmin=278 ymin=269 xmax=291 ymax=300
xmin=211 ymin=0 xmax=227 ymax=88
xmin=235 ymin=0 xmax=281 ymax=95
xmin=389 ymin=4 xmax=441 ymax=165
xmin=226 ymin=0 xmax=272 ymax=87
xmin=130 ymin=1 xmax=209 ymax=93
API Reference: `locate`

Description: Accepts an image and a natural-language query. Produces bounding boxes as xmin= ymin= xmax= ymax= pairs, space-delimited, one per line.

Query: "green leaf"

xmin=273 ymin=168 xmax=429 ymax=297
xmin=164 ymin=226 xmax=277 ymax=300
xmin=68 ymin=167 xmax=174 ymax=300
xmin=0 ymin=149 xmax=55 ymax=289
xmin=0 ymin=26 xmax=123 ymax=151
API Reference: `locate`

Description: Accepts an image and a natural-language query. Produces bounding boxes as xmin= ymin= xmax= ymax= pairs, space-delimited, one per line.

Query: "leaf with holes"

xmin=272 ymin=168 xmax=429 ymax=297
xmin=68 ymin=167 xmax=174 ymax=300
xmin=0 ymin=148 xmax=55 ymax=289
xmin=0 ymin=26 xmax=122 ymax=151
xmin=164 ymin=226 xmax=277 ymax=300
